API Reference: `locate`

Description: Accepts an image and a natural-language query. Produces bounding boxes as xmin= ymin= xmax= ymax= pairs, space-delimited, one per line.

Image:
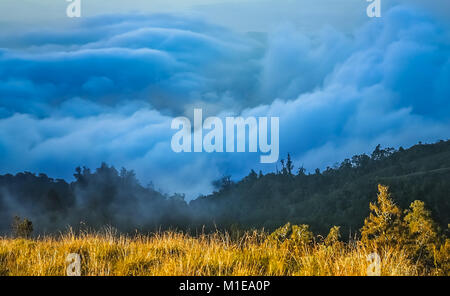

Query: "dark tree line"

xmin=191 ymin=140 xmax=450 ymax=237
xmin=0 ymin=140 xmax=449 ymax=238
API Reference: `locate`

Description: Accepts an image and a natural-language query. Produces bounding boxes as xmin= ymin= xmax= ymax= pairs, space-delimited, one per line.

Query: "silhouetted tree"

xmin=12 ymin=216 xmax=33 ymax=238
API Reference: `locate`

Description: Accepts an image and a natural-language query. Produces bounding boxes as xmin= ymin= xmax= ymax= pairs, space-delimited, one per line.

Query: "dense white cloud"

xmin=0 ymin=14 xmax=263 ymax=117
xmin=0 ymin=5 xmax=449 ymax=199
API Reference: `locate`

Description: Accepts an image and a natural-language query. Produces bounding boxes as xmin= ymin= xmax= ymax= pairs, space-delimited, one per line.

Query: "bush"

xmin=325 ymin=226 xmax=341 ymax=246
xmin=268 ymin=222 xmax=313 ymax=249
xmin=12 ymin=216 xmax=33 ymax=239
xmin=360 ymin=185 xmax=406 ymax=251
xmin=404 ymin=200 xmax=439 ymax=268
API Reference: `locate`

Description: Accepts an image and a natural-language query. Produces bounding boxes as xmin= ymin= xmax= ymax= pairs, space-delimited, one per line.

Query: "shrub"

xmin=360 ymin=185 xmax=406 ymax=251
xmin=11 ymin=216 xmax=34 ymax=239
xmin=404 ymin=200 xmax=440 ymax=268
xmin=268 ymin=222 xmax=313 ymax=249
xmin=325 ymin=226 xmax=341 ymax=246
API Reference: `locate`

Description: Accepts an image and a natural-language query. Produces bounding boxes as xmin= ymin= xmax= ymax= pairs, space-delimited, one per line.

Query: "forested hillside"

xmin=1 ymin=140 xmax=449 ymax=237
xmin=193 ymin=141 xmax=450 ymax=237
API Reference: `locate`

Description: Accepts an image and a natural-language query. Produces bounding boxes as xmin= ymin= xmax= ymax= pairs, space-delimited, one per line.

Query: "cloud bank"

xmin=0 ymin=6 xmax=449 ymax=198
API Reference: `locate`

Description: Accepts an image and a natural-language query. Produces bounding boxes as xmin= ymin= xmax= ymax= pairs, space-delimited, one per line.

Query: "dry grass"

xmin=0 ymin=230 xmax=421 ymax=276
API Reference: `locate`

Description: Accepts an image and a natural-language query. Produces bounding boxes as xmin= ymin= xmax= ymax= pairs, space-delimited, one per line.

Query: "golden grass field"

xmin=0 ymin=229 xmax=426 ymax=276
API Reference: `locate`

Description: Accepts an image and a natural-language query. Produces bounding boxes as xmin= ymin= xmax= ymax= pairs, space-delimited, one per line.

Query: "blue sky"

xmin=0 ymin=1 xmax=449 ymax=198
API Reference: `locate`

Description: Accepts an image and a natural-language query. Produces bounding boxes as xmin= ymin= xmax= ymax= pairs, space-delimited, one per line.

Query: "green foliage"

xmin=280 ymin=153 xmax=294 ymax=176
xmin=12 ymin=216 xmax=33 ymax=239
xmin=1 ymin=140 xmax=450 ymax=240
xmin=191 ymin=140 xmax=450 ymax=237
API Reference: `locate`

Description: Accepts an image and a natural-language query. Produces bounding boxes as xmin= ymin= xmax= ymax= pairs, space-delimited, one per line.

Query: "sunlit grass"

xmin=0 ymin=228 xmax=425 ymax=276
